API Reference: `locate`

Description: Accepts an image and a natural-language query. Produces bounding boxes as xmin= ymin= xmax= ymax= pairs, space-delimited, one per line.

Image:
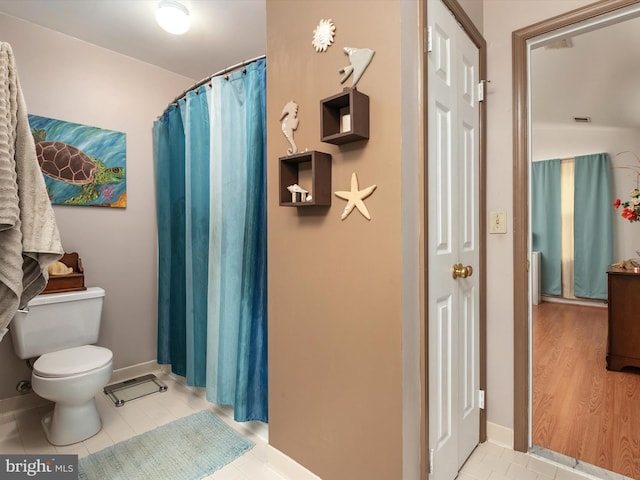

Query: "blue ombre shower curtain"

xmin=153 ymin=59 xmax=267 ymax=422
xmin=179 ymin=86 xmax=210 ymax=387
xmin=154 ymin=105 xmax=186 ymax=378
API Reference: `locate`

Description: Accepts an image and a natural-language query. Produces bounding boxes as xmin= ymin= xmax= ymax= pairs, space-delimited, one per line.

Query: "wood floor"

xmin=533 ymin=301 xmax=640 ymax=479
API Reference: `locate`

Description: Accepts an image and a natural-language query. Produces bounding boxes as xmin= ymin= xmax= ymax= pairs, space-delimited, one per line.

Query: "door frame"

xmin=512 ymin=0 xmax=640 ymax=452
xmin=423 ymin=0 xmax=487 ymax=477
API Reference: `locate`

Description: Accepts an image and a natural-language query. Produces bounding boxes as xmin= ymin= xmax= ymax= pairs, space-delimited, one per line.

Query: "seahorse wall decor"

xmin=280 ymin=100 xmax=299 ymax=155
xmin=339 ymin=47 xmax=375 ymax=88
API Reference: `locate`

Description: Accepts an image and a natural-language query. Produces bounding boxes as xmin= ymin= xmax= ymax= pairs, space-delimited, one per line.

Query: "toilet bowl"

xmin=31 ymin=345 xmax=113 ymax=446
xmin=10 ymin=287 xmax=113 ymax=446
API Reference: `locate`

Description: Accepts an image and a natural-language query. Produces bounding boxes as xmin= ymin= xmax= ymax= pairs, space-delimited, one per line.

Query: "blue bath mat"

xmin=79 ymin=410 xmax=254 ymax=479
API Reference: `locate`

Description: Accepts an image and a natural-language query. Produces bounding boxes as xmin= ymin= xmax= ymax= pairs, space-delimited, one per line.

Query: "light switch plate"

xmin=489 ymin=210 xmax=507 ymax=234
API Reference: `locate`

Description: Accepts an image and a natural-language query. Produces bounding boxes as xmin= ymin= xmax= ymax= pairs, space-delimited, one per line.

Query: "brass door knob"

xmin=452 ymin=263 xmax=473 ymax=279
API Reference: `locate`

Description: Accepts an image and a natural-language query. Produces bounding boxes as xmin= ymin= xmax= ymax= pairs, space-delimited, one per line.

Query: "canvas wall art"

xmin=28 ymin=114 xmax=127 ymax=207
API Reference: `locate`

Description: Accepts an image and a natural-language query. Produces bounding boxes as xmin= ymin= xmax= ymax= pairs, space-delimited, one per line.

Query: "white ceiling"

xmin=0 ymin=0 xmax=266 ymax=81
xmin=531 ymin=13 xmax=640 ymax=129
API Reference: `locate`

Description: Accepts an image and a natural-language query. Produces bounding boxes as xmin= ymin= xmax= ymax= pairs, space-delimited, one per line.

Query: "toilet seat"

xmin=34 ymin=345 xmax=113 ymax=378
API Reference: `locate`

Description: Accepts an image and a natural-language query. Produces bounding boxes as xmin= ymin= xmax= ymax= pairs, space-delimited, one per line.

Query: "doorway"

xmin=513 ymin=0 xmax=640 ymax=478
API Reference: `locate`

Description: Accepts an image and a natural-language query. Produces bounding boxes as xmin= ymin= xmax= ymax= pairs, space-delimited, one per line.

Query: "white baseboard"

xmin=266 ymin=445 xmax=322 ymax=480
xmin=0 ymin=391 xmax=50 ymax=416
xmin=108 ymin=360 xmax=161 ymax=384
xmin=0 ymin=360 xmax=161 ymax=416
xmin=541 ymin=296 xmax=607 ymax=308
xmin=486 ymin=421 xmax=514 ymax=449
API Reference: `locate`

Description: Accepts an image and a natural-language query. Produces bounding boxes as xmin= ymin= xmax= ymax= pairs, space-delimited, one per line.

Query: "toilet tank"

xmin=10 ymin=287 xmax=106 ymax=359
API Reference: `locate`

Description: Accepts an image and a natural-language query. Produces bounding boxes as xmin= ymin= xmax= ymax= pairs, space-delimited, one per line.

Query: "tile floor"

xmin=0 ymin=370 xmax=614 ymax=480
xmin=459 ymin=441 xmax=621 ymax=480
xmin=0 ymin=370 xmax=282 ymax=480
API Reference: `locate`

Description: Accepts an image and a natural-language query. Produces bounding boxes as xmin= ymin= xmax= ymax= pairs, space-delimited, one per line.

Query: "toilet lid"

xmin=34 ymin=345 xmax=113 ymax=378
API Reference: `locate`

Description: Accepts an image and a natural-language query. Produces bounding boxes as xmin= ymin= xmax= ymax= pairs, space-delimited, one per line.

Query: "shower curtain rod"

xmin=169 ymin=54 xmax=266 ymax=106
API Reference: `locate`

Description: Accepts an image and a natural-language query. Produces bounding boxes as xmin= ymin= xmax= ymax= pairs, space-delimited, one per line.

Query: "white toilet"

xmin=10 ymin=287 xmax=113 ymax=446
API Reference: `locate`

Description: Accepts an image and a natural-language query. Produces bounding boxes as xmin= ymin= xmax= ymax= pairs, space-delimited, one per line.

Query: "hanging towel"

xmin=0 ymin=42 xmax=63 ymax=341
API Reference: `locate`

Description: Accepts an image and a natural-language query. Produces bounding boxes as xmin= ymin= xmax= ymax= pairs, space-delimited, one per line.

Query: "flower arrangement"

xmin=613 ymin=190 xmax=640 ymax=222
xmin=613 ymin=151 xmax=640 ymax=223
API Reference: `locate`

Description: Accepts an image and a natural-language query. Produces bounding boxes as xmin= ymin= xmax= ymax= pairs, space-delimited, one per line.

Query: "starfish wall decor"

xmin=334 ymin=172 xmax=377 ymax=220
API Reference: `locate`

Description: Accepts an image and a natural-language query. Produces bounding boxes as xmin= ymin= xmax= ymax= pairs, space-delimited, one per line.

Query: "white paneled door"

xmin=427 ymin=0 xmax=480 ymax=479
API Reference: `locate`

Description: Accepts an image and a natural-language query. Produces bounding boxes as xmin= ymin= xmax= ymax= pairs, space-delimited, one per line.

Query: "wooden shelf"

xmin=42 ymin=252 xmax=86 ymax=294
xmin=279 ymin=151 xmax=332 ymax=207
xmin=320 ymin=88 xmax=369 ymax=145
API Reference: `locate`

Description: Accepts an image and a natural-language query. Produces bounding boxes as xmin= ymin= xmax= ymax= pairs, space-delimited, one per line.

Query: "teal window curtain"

xmin=532 ymin=159 xmax=562 ymax=295
xmin=574 ymin=153 xmax=613 ymax=300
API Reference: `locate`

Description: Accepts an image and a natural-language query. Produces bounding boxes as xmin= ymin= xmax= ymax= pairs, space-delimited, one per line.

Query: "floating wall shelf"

xmin=320 ymin=88 xmax=370 ymax=145
xmin=279 ymin=151 xmax=332 ymax=207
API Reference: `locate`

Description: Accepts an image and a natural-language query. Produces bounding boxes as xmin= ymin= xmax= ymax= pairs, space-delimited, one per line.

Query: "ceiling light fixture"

xmin=156 ymin=0 xmax=191 ymax=35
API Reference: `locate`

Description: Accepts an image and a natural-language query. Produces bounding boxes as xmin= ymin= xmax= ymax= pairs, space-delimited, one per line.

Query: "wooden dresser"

xmin=607 ymin=267 xmax=640 ymax=371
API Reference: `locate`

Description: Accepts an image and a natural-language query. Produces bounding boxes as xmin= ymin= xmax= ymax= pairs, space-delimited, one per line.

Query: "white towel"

xmin=0 ymin=42 xmax=63 ymax=341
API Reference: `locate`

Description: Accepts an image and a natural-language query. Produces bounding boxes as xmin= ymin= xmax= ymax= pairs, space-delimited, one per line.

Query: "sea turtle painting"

xmin=28 ymin=115 xmax=126 ymax=207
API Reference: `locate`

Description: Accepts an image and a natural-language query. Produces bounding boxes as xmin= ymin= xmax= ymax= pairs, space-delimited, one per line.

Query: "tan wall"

xmin=0 ymin=14 xmax=194 ymax=399
xmin=266 ymin=1 xmax=404 ymax=478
